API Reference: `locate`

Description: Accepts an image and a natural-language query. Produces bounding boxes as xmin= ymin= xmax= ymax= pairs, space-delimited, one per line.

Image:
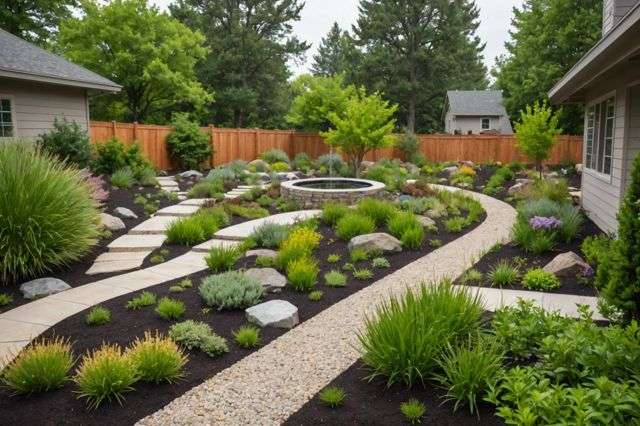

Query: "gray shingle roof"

xmin=0 ymin=29 xmax=120 ymax=91
xmin=446 ymin=90 xmax=508 ymax=116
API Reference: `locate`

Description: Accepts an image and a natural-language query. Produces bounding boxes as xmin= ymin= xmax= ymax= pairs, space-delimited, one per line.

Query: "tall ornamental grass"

xmin=0 ymin=142 xmax=100 ymax=282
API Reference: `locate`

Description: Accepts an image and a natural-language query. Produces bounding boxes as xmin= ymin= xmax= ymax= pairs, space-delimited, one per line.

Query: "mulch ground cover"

xmin=0 ymin=212 xmax=485 ymax=426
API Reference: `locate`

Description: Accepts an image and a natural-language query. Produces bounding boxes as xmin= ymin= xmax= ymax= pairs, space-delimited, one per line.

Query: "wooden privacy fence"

xmin=90 ymin=121 xmax=584 ymax=170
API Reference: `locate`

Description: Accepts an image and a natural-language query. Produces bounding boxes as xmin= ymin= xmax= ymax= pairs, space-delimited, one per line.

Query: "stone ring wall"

xmin=280 ymin=178 xmax=386 ymax=208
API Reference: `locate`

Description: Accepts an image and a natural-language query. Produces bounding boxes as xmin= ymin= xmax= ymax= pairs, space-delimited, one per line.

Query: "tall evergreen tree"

xmin=311 ymin=22 xmax=359 ymax=78
xmin=0 ymin=0 xmax=77 ymax=45
xmin=353 ymin=0 xmax=487 ymax=133
xmin=170 ymin=0 xmax=309 ymax=128
xmin=492 ymin=0 xmax=601 ymax=134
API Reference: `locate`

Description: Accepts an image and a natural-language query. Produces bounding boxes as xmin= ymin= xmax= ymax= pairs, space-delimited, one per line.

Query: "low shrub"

xmin=261 ymin=148 xmax=290 ymax=164
xmin=522 ymin=268 xmax=561 ymax=291
xmin=256 ymin=194 xmax=275 ymax=208
xmin=335 ymin=213 xmax=376 ymax=240
xmin=400 ymin=399 xmax=426 ymax=425
xmin=205 ymin=245 xmax=241 ymax=273
xmin=349 ymin=247 xmax=370 ymax=262
xmin=321 ymin=201 xmax=350 ymax=226
xmin=92 ymin=138 xmax=150 ymax=176
xmin=353 ymin=268 xmax=373 ymax=280
xmin=487 ymin=260 xmax=520 ymax=287
xmin=155 ymin=297 xmax=186 ymax=320
xmin=223 ymin=203 xmax=269 ymax=219
xmin=287 ymin=257 xmax=319 ymax=292
xmin=387 ymin=211 xmax=421 ymax=239
xmin=169 ymin=320 xmax=229 ymax=357
xmin=443 ymin=216 xmax=466 ymax=233
xmin=127 ymin=332 xmax=187 ymax=384
xmin=255 ymin=256 xmax=274 ymax=267
xmin=356 ymin=198 xmax=397 ymax=227
xmin=327 ymin=253 xmax=341 ymax=263
xmin=86 ymin=306 xmax=111 ymax=326
xmin=483 ymin=166 xmax=514 ymax=196
xmin=165 ymin=217 xmax=205 ymax=245
xmin=199 ymin=271 xmax=263 ymax=310
xmin=270 ymin=161 xmax=289 ymax=172
xmin=581 ymin=234 xmax=612 ymax=266
xmin=136 ymin=166 xmax=157 ymax=187
xmin=371 ymin=257 xmax=390 ymax=269
xmin=401 ymin=227 xmax=424 ymax=250
xmin=38 ymin=118 xmax=92 ymax=167
xmin=292 ymin=152 xmax=313 ymax=172
xmin=168 ymin=285 xmax=184 ymax=293
xmin=316 ymin=153 xmax=344 ymax=171
xmin=275 ymin=227 xmax=322 ymax=269
xmin=233 ymin=325 xmax=261 ymax=349
xmin=126 ymin=291 xmax=156 ymax=309
xmin=166 ymin=112 xmax=212 ymax=170
xmin=319 ymin=386 xmax=346 ymax=408
xmin=429 ymin=239 xmax=443 ymax=248
xmin=188 ymin=179 xmax=224 ymax=198
xmin=251 ymin=222 xmax=290 ymax=248
xmin=324 ymin=270 xmax=347 ymax=287
xmin=459 ymin=269 xmax=483 ymax=285
xmin=0 ymin=293 xmax=13 ymax=306
xmin=1 ymin=337 xmax=73 ymax=394
xmin=308 ymin=290 xmax=324 ymax=301
xmin=530 ymin=178 xmax=570 ymax=203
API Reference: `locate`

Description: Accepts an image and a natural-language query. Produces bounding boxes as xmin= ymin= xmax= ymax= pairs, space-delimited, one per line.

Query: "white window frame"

xmin=0 ymin=94 xmax=17 ymax=138
xmin=584 ymin=93 xmax=615 ymax=181
xmin=481 ymin=117 xmax=491 ymax=130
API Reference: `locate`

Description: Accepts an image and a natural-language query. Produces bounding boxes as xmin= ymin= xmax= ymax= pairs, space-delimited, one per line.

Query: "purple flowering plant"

xmin=529 ymin=216 xmax=563 ymax=230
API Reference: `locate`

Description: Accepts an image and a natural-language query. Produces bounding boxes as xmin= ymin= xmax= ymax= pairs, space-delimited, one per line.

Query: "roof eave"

xmin=0 ymin=69 xmax=121 ymax=93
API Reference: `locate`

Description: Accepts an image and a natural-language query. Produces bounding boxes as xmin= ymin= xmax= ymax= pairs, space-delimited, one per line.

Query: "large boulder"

xmin=20 ymin=277 xmax=70 ymax=299
xmin=543 ymin=252 xmax=590 ymax=277
xmin=348 ymin=233 xmax=402 ymax=253
xmin=246 ymin=300 xmax=299 ymax=328
xmin=100 ymin=213 xmax=126 ymax=232
xmin=244 ymin=268 xmax=286 ymax=293
xmin=114 ymin=207 xmax=138 ymax=219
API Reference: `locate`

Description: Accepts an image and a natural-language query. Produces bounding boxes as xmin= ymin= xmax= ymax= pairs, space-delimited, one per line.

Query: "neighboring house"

xmin=442 ymin=90 xmax=514 ymax=135
xmin=549 ymin=0 xmax=640 ymax=233
xmin=0 ymin=28 xmax=120 ymax=139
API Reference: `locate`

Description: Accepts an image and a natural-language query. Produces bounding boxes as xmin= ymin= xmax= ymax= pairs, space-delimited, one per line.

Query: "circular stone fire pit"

xmin=280 ymin=178 xmax=385 ymax=208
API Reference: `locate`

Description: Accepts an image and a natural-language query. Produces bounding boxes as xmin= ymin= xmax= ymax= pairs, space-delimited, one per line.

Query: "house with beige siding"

xmin=549 ymin=0 xmax=640 ymax=234
xmin=443 ymin=90 xmax=513 ymax=135
xmin=0 ymin=28 xmax=120 ymax=139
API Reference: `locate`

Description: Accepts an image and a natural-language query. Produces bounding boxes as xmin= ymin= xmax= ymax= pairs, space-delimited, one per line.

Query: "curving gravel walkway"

xmin=138 ymin=187 xmax=603 ymax=426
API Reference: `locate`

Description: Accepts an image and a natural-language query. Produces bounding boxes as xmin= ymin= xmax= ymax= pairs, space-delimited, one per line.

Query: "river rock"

xmin=20 ymin=277 xmax=70 ymax=299
xmin=114 ymin=207 xmax=138 ymax=219
xmin=543 ymin=252 xmax=590 ymax=277
xmin=348 ymin=233 xmax=402 ymax=253
xmin=416 ymin=215 xmax=437 ymax=230
xmin=100 ymin=213 xmax=126 ymax=231
xmin=244 ymin=268 xmax=286 ymax=292
xmin=246 ymin=300 xmax=299 ymax=328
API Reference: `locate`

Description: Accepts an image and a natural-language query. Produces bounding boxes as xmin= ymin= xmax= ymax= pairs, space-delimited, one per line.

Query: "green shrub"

xmin=256 ymin=194 xmax=274 ymax=208
xmin=400 ymin=399 xmax=426 ymax=425
xmin=223 ymin=203 xmax=269 ymax=219
xmin=429 ymin=239 xmax=443 ymax=248
xmin=255 ymin=256 xmax=274 ymax=267
xmin=0 ymin=293 xmax=13 ymax=306
xmin=188 ymin=179 xmax=224 ymax=198
xmin=177 ymin=278 xmax=193 ymax=289
xmin=522 ymin=268 xmax=560 ymax=291
xmin=319 ymin=386 xmax=346 ymax=408
xmin=74 ymin=344 xmax=138 ymax=409
xmin=166 ymin=217 xmax=206 ymax=245
xmin=126 ymin=291 xmax=157 ymax=309
xmin=168 ymin=285 xmax=184 ymax=293
xmin=270 ymin=161 xmax=289 ymax=172
xmin=275 ymin=227 xmax=322 ymax=269
xmin=434 ymin=336 xmax=503 ymax=414
xmin=92 ymin=138 xmax=150 ymax=176
xmin=488 ymin=260 xmax=520 ymax=287
xmin=483 ymin=166 xmax=514 ymax=196
xmin=0 ymin=142 xmax=100 ymax=282
xmin=387 ymin=211 xmax=421 ymax=239
xmin=251 ymin=222 xmax=290 ymax=248
xmin=371 ymin=257 xmax=390 ymax=269
xmin=529 ymin=178 xmax=570 ymax=203
xmin=443 ymin=216 xmax=466 ymax=233
xmin=335 ymin=213 xmax=376 ymax=240
xmin=356 ymin=198 xmax=397 ymax=227
xmin=342 ymin=262 xmax=354 ymax=271
xmin=349 ymin=247 xmax=370 ymax=262
xmin=38 ymin=118 xmax=91 ymax=167
xmin=459 ymin=269 xmax=483 ymax=285
xmin=327 ymin=253 xmax=341 ymax=263
xmin=308 ymin=290 xmax=324 ymax=301
xmin=127 ymin=332 xmax=187 ymax=384
xmin=199 ymin=271 xmax=263 ymax=310
xmin=149 ymin=254 xmax=165 ymax=264
xmin=324 ymin=270 xmax=347 ymax=287
xmin=155 ymin=297 xmax=186 ymax=320
xmin=168 ymin=320 xmax=229 ymax=357
xmin=136 ymin=166 xmax=157 ymax=186
xmin=358 ymin=281 xmax=483 ymax=387
xmin=110 ymin=167 xmax=136 ymax=188
xmin=401 ymin=227 xmax=424 ymax=250
xmin=316 ymin=153 xmax=344 ymax=171
xmin=292 ymin=152 xmax=312 ymax=171
xmin=233 ymin=325 xmax=261 ymax=349
xmin=1 ymin=337 xmax=73 ymax=394
xmin=321 ymin=201 xmax=350 ymax=226
xmin=166 ymin=112 xmax=212 ymax=169
xmin=261 ymin=148 xmax=290 ymax=164
xmin=581 ymin=234 xmax=612 ymax=266
xmin=85 ymin=306 xmax=111 ymax=326
xmin=512 ymin=219 xmax=557 ymax=254
xmin=286 ymin=257 xmax=319 ymax=292
xmin=205 ymin=245 xmax=241 ymax=273
xmin=353 ymin=268 xmax=373 ymax=280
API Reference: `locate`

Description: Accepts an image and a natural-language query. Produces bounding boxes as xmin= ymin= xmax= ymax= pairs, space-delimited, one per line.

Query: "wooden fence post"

xmin=133 ymin=121 xmax=138 ymax=142
xmin=209 ymin=125 xmax=215 ymax=167
xmin=111 ymin=120 xmax=116 ymax=139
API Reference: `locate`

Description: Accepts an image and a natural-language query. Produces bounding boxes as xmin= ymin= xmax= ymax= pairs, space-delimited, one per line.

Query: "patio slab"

xmin=179 ymin=198 xmax=214 ymax=206
xmin=108 ymin=234 xmax=167 ymax=252
xmin=49 ymin=282 xmax=133 ymax=306
xmin=130 ymin=216 xmax=180 ymax=235
xmin=193 ymin=239 xmax=242 ymax=253
xmin=0 ymin=318 xmax=49 ymax=342
xmin=155 ymin=204 xmax=200 ymax=217
xmin=0 ymin=297 xmax=88 ymax=327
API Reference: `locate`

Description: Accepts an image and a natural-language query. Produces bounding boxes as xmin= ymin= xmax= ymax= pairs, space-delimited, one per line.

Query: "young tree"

xmin=166 ymin=113 xmax=212 ymax=170
xmin=321 ymin=92 xmax=398 ymax=178
xmin=514 ymin=101 xmax=562 ymax=176
xmin=0 ymin=0 xmax=76 ymax=45
xmin=57 ymin=0 xmax=212 ymax=123
xmin=170 ymin=0 xmax=309 ymax=128
xmin=311 ymin=22 xmax=360 ymax=78
xmin=493 ymin=0 xmax=601 ymax=134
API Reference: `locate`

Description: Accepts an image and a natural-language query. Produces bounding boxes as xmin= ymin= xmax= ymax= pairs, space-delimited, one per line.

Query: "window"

xmin=481 ymin=118 xmax=490 ymax=130
xmin=585 ymin=97 xmax=614 ymax=175
xmin=0 ymin=98 xmax=14 ymax=137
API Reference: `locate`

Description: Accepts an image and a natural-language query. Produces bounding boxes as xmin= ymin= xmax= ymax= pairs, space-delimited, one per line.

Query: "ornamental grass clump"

xmin=387 ymin=211 xmax=421 ymax=239
xmin=233 ymin=325 xmax=261 ymax=349
xmin=85 ymin=306 xmax=111 ymax=326
xmin=0 ymin=142 xmax=100 ymax=282
xmin=1 ymin=337 xmax=73 ymax=395
xmin=321 ymin=202 xmax=350 ymax=226
xmin=356 ymin=198 xmax=398 ymax=227
xmin=324 ymin=270 xmax=347 ymax=287
xmin=400 ymin=399 xmax=426 ymax=425
xmin=126 ymin=332 xmax=187 ymax=384
xmin=358 ymin=281 xmax=483 ymax=387
xmin=205 ymin=245 xmax=241 ymax=272
xmin=286 ymin=257 xmax=319 ymax=292
xmin=488 ymin=260 xmax=520 ymax=287
xmin=250 ymin=222 xmax=290 ymax=248
xmin=335 ymin=213 xmax=376 ymax=240
xmin=155 ymin=297 xmax=186 ymax=320
xmin=110 ymin=167 xmax=135 ymax=188
xmin=319 ymin=386 xmax=346 ymax=408
xmin=126 ymin=291 xmax=157 ymax=309
xmin=169 ymin=320 xmax=229 ymax=357
xmin=199 ymin=271 xmax=263 ymax=310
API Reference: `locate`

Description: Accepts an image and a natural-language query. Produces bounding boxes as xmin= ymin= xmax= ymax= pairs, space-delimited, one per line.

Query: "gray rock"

xmin=515 ymin=178 xmax=534 ymax=185
xmin=543 ymin=252 xmax=590 ymax=277
xmin=245 ymin=249 xmax=277 ymax=259
xmin=443 ymin=165 xmax=459 ymax=176
xmin=180 ymin=170 xmax=203 ymax=179
xmin=438 ymin=177 xmax=448 ymax=184
xmin=348 ymin=233 xmax=402 ymax=253
xmin=158 ymin=170 xmax=168 ymax=176
xmin=416 ymin=215 xmax=437 ymax=230
xmin=398 ymin=195 xmax=414 ymax=203
xmin=100 ymin=213 xmax=126 ymax=231
xmin=245 ymin=300 xmax=299 ymax=328
xmin=20 ymin=277 xmax=70 ymax=299
xmin=244 ymin=268 xmax=286 ymax=292
xmin=507 ymin=181 xmax=533 ymax=196
xmin=462 ymin=161 xmax=475 ymax=167
xmin=114 ymin=207 xmax=138 ymax=219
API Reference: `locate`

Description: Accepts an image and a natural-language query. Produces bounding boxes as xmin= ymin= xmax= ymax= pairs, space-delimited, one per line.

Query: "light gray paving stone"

xmin=91 ymin=269 xmax=174 ymax=291
xmin=0 ymin=340 xmax=30 ymax=370
xmin=155 ymin=204 xmax=200 ymax=217
xmin=108 ymin=234 xmax=167 ymax=252
xmin=49 ymin=282 xmax=132 ymax=305
xmin=1 ymin=297 xmax=88 ymax=327
xmin=130 ymin=216 xmax=181 ymax=235
xmin=224 ymin=194 xmax=240 ymax=200
xmin=215 ymin=210 xmax=321 ymax=240
xmin=0 ymin=319 xmax=49 ymax=342
xmin=245 ymin=249 xmax=277 ymax=259
xmin=86 ymin=251 xmax=152 ymax=274
xmin=179 ymin=198 xmax=214 ymax=206
xmin=193 ymin=239 xmax=241 ymax=253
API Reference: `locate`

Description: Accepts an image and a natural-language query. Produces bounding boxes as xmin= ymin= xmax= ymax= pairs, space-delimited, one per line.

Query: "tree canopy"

xmin=492 ymin=0 xmax=602 ymax=134
xmin=311 ymin=22 xmax=360 ymax=79
xmin=514 ymin=101 xmax=562 ymax=175
xmin=0 ymin=0 xmax=76 ymax=45
xmin=57 ymin=0 xmax=212 ymax=123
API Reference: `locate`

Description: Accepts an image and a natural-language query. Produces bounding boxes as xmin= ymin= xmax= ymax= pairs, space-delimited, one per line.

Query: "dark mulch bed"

xmin=456 ymin=217 xmax=602 ymax=297
xmin=284 ymin=359 xmax=504 ymax=426
xmin=0 ymin=212 xmax=485 ymax=426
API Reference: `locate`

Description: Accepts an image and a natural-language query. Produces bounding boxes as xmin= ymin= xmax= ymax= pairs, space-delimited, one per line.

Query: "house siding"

xmin=0 ymin=78 xmax=90 ymax=138
xmin=445 ymin=115 xmax=513 ymax=135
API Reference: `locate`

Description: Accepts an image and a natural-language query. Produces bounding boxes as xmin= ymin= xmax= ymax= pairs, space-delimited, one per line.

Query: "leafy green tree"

xmin=170 ymin=0 xmax=309 ymax=128
xmin=493 ymin=0 xmax=601 ymax=134
xmin=286 ymin=74 xmax=357 ymax=132
xmin=311 ymin=22 xmax=360 ymax=79
xmin=321 ymin=92 xmax=398 ymax=177
xmin=166 ymin=113 xmax=212 ymax=170
xmin=0 ymin=0 xmax=76 ymax=45
xmin=514 ymin=101 xmax=562 ymax=176
xmin=353 ymin=0 xmax=487 ymax=133
xmin=57 ymin=0 xmax=212 ymax=123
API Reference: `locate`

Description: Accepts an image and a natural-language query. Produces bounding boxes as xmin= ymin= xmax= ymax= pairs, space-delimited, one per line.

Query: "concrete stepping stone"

xmin=108 ymin=234 xmax=166 ymax=252
xmin=245 ymin=300 xmax=299 ymax=329
xmin=20 ymin=278 xmax=70 ymax=299
xmin=245 ymin=268 xmax=286 ymax=293
xmin=193 ymin=239 xmax=241 ymax=253
xmin=179 ymin=198 xmax=213 ymax=206
xmin=155 ymin=204 xmax=200 ymax=217
xmin=215 ymin=210 xmax=320 ymax=240
xmin=245 ymin=249 xmax=277 ymax=259
xmin=86 ymin=251 xmax=152 ymax=275
xmin=130 ymin=215 xmax=180 ymax=235
xmin=224 ymin=194 xmax=241 ymax=200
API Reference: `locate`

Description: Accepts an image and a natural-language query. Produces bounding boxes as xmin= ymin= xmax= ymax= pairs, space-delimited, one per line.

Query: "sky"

xmin=151 ymin=0 xmax=525 ymax=76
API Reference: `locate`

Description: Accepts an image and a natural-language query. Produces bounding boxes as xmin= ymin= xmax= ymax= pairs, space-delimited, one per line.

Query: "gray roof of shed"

xmin=0 ymin=28 xmax=120 ymax=92
xmin=445 ymin=90 xmax=508 ymax=116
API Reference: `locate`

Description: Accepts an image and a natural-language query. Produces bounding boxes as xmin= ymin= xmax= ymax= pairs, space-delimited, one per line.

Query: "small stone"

xmin=462 ymin=160 xmax=475 ymax=167
xmin=507 ymin=181 xmax=533 ymax=196
xmin=158 ymin=170 xmax=168 ymax=176
xmin=443 ymin=165 xmax=459 ymax=176
xmin=416 ymin=215 xmax=437 ymax=230
xmin=543 ymin=251 xmax=590 ymax=277
xmin=348 ymin=232 xmax=402 ymax=253
xmin=245 ymin=249 xmax=277 ymax=259
xmin=180 ymin=170 xmax=203 ymax=179
xmin=20 ymin=277 xmax=71 ymax=299
xmin=100 ymin=213 xmax=126 ymax=231
xmin=114 ymin=207 xmax=138 ymax=219
xmin=244 ymin=268 xmax=286 ymax=292
xmin=245 ymin=300 xmax=299 ymax=328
